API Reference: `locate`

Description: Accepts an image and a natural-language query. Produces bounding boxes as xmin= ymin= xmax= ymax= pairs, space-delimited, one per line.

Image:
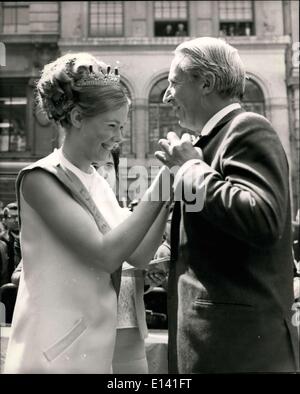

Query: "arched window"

xmin=242 ymin=78 xmax=265 ymax=116
xmin=148 ymin=77 xmax=187 ymax=154
xmin=120 ymin=82 xmax=133 ymax=156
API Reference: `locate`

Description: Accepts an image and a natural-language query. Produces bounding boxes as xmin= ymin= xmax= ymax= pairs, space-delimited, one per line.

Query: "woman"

xmin=4 ymin=53 xmax=172 ymax=374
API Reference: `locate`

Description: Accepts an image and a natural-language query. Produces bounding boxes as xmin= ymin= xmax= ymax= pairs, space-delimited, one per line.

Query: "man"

xmin=1 ymin=202 xmax=21 ymax=280
xmin=155 ymin=37 xmax=299 ymax=373
xmin=0 ymin=202 xmax=21 ymax=323
xmin=95 ymin=148 xmax=119 ymax=191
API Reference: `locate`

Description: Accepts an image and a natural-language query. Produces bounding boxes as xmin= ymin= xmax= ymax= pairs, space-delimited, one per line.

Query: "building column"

xmin=266 ymin=97 xmax=291 ymax=160
xmin=134 ymin=98 xmax=148 ymax=160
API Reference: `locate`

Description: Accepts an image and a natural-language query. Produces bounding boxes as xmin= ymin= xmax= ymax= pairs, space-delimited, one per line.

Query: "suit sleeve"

xmin=177 ymin=113 xmax=290 ymax=247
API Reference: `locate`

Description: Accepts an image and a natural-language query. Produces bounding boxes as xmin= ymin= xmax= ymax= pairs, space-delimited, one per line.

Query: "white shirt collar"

xmin=200 ymin=102 xmax=241 ymax=138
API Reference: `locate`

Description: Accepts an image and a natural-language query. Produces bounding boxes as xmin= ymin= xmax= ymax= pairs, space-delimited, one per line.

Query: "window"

xmin=1 ymin=2 xmax=30 ymax=34
xmin=89 ymin=1 xmax=124 ymax=37
xmin=0 ymin=79 xmax=28 ymax=153
xmin=241 ymin=78 xmax=265 ymax=116
xmin=148 ymin=78 xmax=188 ymax=154
xmin=219 ymin=1 xmax=254 ymax=37
xmin=154 ymin=1 xmax=188 ymax=37
xmin=120 ymin=82 xmax=133 ymax=156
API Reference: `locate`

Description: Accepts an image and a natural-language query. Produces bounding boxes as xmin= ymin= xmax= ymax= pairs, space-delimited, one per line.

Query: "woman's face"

xmin=80 ymin=104 xmax=128 ymax=163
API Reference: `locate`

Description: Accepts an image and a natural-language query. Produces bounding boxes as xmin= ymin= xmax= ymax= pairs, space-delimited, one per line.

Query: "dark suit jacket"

xmin=168 ymin=109 xmax=299 ymax=373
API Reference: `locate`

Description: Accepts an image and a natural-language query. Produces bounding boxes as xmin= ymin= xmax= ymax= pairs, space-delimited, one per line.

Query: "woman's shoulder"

xmin=17 ymin=150 xmax=61 ymax=190
xmin=21 ymin=167 xmax=71 ymax=212
xmin=22 ymin=150 xmax=60 ymax=173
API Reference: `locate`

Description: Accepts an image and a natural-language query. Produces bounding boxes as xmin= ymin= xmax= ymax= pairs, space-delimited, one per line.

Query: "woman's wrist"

xmin=144 ymin=166 xmax=173 ymax=203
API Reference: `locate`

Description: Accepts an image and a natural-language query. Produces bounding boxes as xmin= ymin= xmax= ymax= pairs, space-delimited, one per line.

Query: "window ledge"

xmin=58 ymin=35 xmax=291 ymax=48
xmin=59 ymin=36 xmax=191 ymax=48
xmin=0 ymin=33 xmax=59 ymax=44
xmin=0 ymin=158 xmax=35 ymax=175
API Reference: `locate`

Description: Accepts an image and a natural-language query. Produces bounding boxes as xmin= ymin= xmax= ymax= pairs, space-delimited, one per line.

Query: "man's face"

xmin=97 ymin=152 xmax=117 ymax=191
xmin=3 ymin=207 xmax=19 ymax=232
xmin=163 ymin=56 xmax=204 ymax=132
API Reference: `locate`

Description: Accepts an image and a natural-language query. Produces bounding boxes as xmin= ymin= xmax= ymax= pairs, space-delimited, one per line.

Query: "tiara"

xmin=74 ymin=64 xmax=120 ymax=87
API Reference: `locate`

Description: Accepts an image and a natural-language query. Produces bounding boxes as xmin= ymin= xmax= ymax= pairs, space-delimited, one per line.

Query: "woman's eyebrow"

xmin=104 ymin=120 xmax=120 ymax=124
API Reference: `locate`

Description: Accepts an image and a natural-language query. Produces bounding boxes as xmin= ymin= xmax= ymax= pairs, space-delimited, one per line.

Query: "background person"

xmin=1 ymin=202 xmax=21 ymax=280
xmin=175 ymin=23 xmax=187 ymax=37
xmin=0 ymin=202 xmax=22 ymax=324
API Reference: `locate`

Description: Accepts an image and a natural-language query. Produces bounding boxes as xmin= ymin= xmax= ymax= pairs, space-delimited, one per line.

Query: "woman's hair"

xmin=36 ymin=52 xmax=130 ymax=128
xmin=175 ymin=37 xmax=246 ymax=99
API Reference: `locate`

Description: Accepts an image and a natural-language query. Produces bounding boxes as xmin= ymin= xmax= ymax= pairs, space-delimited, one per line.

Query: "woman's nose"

xmin=114 ymin=127 xmax=123 ymax=143
xmin=163 ymin=87 xmax=172 ymax=104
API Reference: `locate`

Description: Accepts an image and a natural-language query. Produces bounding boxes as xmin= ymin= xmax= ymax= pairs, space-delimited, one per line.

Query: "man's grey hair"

xmin=175 ymin=37 xmax=246 ymax=99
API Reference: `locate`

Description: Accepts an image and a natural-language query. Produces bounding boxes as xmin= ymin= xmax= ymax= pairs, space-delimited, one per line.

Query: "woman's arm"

xmin=128 ymin=202 xmax=170 ymax=269
xmin=22 ymin=167 xmax=172 ymax=274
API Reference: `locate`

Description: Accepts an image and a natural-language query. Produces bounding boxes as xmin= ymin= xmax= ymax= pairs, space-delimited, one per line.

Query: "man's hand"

xmin=155 ymin=132 xmax=203 ymax=169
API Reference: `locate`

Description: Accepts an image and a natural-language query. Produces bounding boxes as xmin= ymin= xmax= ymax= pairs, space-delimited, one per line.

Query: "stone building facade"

xmin=0 ymin=1 xmax=299 ymax=214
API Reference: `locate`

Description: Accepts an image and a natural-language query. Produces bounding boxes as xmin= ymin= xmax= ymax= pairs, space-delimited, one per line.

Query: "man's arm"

xmin=158 ymin=114 xmax=289 ymax=247
xmin=181 ymin=114 xmax=289 ymax=246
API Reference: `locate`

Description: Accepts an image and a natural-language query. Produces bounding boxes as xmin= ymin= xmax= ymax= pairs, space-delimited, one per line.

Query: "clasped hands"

xmin=155 ymin=131 xmax=203 ymax=169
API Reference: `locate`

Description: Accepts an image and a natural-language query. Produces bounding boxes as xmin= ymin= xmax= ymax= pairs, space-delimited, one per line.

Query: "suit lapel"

xmin=170 ymin=108 xmax=245 ymax=262
xmin=195 ymin=108 xmax=244 ymax=150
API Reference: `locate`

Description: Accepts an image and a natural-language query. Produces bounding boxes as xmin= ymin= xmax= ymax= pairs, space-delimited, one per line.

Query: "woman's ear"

xmin=70 ymin=107 xmax=82 ymax=128
xmin=201 ymin=72 xmax=215 ymax=95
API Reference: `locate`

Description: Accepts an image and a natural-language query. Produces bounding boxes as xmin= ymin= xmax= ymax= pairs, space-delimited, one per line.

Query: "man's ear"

xmin=70 ymin=107 xmax=82 ymax=128
xmin=201 ymin=72 xmax=215 ymax=95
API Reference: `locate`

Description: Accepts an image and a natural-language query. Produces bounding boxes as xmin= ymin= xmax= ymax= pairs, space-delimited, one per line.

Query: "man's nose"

xmin=163 ymin=87 xmax=172 ymax=104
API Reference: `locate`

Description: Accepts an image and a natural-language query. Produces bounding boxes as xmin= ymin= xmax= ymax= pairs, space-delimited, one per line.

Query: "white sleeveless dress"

xmin=4 ymin=149 xmax=130 ymax=374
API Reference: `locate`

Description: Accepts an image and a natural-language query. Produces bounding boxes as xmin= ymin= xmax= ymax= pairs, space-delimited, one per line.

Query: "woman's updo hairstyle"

xmin=36 ymin=53 xmax=130 ymax=128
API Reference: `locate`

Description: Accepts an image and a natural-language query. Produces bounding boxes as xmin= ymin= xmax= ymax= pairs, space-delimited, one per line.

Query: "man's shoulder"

xmin=222 ymin=110 xmax=286 ymax=159
xmin=232 ymin=111 xmax=272 ymax=129
xmin=225 ymin=110 xmax=276 ymax=140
